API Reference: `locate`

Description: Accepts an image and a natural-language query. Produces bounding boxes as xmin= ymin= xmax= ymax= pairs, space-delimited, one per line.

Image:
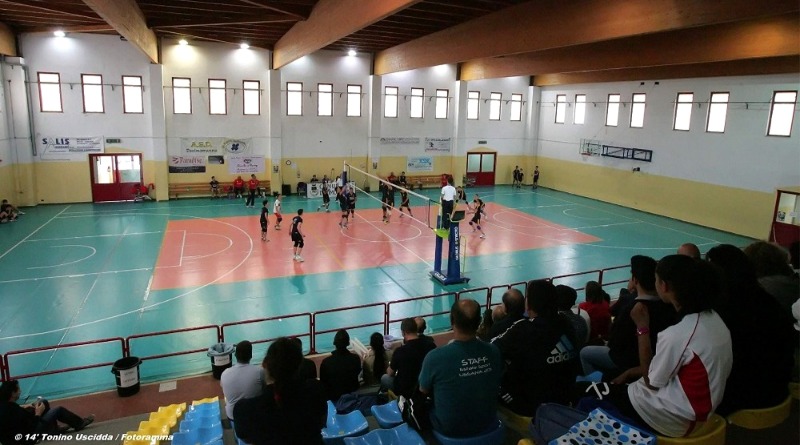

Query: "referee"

xmin=441 ymin=175 xmax=457 ymax=231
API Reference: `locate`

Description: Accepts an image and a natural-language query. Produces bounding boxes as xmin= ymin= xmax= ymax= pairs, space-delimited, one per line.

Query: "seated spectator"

xmin=579 ymin=281 xmax=611 ymax=344
xmin=319 ymin=329 xmax=361 ymax=402
xmin=493 ymin=280 xmax=579 ymax=416
xmin=381 ymin=318 xmax=436 ymax=398
xmin=1 ymin=380 xmax=94 ymax=444
xmin=310 ymin=174 xmax=319 ymax=182
xmin=610 ymin=284 xmax=636 ymax=318
xmin=580 ymin=255 xmax=677 ymax=382
xmin=487 ymin=288 xmax=526 ymax=339
xmin=131 ymin=183 xmax=151 ymax=201
xmin=677 ymin=242 xmax=701 ymax=259
xmin=387 ymin=171 xmax=398 ymax=185
xmin=233 ymin=176 xmax=245 ymax=198
xmin=707 ymin=244 xmax=795 ymax=416
xmin=790 ymin=241 xmax=799 ymax=270
xmin=291 ymin=337 xmax=317 ymax=381
xmin=0 ymin=208 xmax=14 ymax=223
xmin=221 ymin=340 xmax=264 ymax=423
xmin=476 ymin=308 xmax=495 ymax=341
xmin=578 ymin=255 xmax=732 ymax=437
xmin=1 ymin=199 xmax=22 ymax=218
xmin=419 ymin=299 xmax=504 ymax=438
xmin=743 ymin=240 xmax=799 ymax=314
xmin=362 ymin=332 xmax=391 ymax=386
xmin=233 ymin=337 xmax=326 ymax=445
xmin=415 ymin=316 xmax=435 ymax=345
xmin=555 ymin=284 xmax=589 ymax=350
xmin=210 ymin=176 xmax=220 ymax=198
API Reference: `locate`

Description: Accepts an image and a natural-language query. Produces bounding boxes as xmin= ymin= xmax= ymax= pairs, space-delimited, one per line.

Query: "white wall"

xmin=462 ymin=76 xmax=531 ymax=155
xmin=536 ymin=74 xmax=800 ymax=192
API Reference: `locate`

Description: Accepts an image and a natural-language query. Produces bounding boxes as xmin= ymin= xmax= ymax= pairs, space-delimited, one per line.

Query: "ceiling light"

xmin=178 ymin=39 xmax=188 ymax=46
xmin=53 ymin=30 xmax=66 ymax=38
xmin=240 ymin=43 xmax=250 ymax=50
xmin=347 ymin=49 xmax=357 ymax=57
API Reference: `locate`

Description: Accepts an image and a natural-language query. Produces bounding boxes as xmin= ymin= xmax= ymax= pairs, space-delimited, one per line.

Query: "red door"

xmin=466 ymin=152 xmax=496 ymax=186
xmin=89 ymin=154 xmax=143 ymax=202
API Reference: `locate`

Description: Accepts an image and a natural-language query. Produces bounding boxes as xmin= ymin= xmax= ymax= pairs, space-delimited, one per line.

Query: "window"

xmin=673 ymin=92 xmax=693 ymax=131
xmin=347 ymin=84 xmax=361 ymax=117
xmin=410 ymin=88 xmax=424 ymax=118
xmin=467 ymin=91 xmax=479 ymax=120
xmin=554 ymin=94 xmax=566 ymax=124
xmin=435 ymin=89 xmax=448 ymax=119
xmin=606 ymin=94 xmax=620 ymax=126
xmin=122 ymin=76 xmax=143 ymax=114
xmin=173 ymin=77 xmax=191 ymax=114
xmin=81 ymin=74 xmax=104 ymax=113
xmin=574 ymin=94 xmax=586 ymax=124
xmin=318 ymin=83 xmax=333 ymax=116
xmin=489 ymin=92 xmax=501 ymax=120
xmin=208 ymin=79 xmax=226 ymax=115
xmin=38 ymin=72 xmax=62 ymax=112
xmin=767 ymin=91 xmax=797 ymax=137
xmin=510 ymin=93 xmax=523 ymax=121
xmin=706 ymin=92 xmax=729 ymax=133
xmin=243 ymin=80 xmax=260 ymax=115
xmin=630 ymin=93 xmax=646 ymax=128
xmin=287 ymin=82 xmax=302 ymax=116
xmin=384 ymin=86 xmax=398 ymax=118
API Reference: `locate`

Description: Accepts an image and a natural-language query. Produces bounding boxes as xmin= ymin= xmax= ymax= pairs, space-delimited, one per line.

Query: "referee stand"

xmin=431 ymin=211 xmax=470 ymax=285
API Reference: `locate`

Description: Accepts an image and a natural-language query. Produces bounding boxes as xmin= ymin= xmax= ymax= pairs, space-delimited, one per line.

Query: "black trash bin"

xmin=111 ymin=356 xmax=142 ymax=397
xmin=207 ymin=343 xmax=234 ymax=379
xmin=297 ymin=182 xmax=307 ymax=196
xmin=281 ymin=184 xmax=291 ymax=196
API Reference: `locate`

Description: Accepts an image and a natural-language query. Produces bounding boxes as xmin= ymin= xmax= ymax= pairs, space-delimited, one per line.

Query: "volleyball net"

xmin=344 ymin=163 xmax=439 ymax=229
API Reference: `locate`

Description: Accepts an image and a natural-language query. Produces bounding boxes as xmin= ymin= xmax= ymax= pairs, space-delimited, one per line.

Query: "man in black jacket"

xmin=488 ymin=288 xmax=526 ymax=340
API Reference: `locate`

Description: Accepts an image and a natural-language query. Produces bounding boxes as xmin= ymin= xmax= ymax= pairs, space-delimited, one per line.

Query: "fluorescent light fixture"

xmin=347 ymin=49 xmax=357 ymax=57
xmin=240 ymin=43 xmax=250 ymax=49
xmin=53 ymin=30 xmax=66 ymax=38
xmin=178 ymin=39 xmax=188 ymax=46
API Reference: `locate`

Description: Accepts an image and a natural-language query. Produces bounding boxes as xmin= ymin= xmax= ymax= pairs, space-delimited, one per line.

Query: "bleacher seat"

xmin=726 ymin=395 xmax=792 ymax=429
xmin=149 ymin=410 xmax=178 ymax=429
xmin=192 ymin=396 xmax=220 ymax=406
xmin=137 ymin=420 xmax=169 ymax=435
xmin=157 ymin=403 xmax=187 ymax=418
xmin=432 ymin=419 xmax=505 ymax=445
xmin=322 ymin=400 xmax=369 ymax=444
xmin=575 ymin=371 xmax=603 ymax=382
xmin=171 ymin=430 xmax=199 ymax=445
xmin=517 ymin=440 xmax=534 ymax=445
xmin=343 ymin=423 xmax=425 ymax=445
xmin=656 ymin=414 xmax=726 ymax=445
xmin=370 ymin=400 xmax=403 ymax=429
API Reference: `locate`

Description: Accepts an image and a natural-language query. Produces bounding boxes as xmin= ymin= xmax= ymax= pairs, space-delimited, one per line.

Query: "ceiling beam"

xmin=375 ymin=0 xmax=800 ymax=75
xmin=273 ymin=0 xmax=422 ymax=69
xmin=532 ymin=56 xmax=800 ymax=86
xmin=82 ymin=0 xmax=158 ymax=63
xmin=0 ymin=21 xmax=16 ymax=56
xmin=237 ymin=0 xmax=308 ymax=20
xmin=25 ymin=24 xmax=116 ymax=34
xmin=0 ymin=0 xmax=100 ymax=21
xmin=461 ymin=13 xmax=800 ymax=80
xmin=150 ymin=15 xmax=297 ymax=29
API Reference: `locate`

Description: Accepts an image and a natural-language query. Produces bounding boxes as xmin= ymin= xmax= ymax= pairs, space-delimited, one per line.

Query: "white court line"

xmin=181 ymin=233 xmax=235 ymax=261
xmin=179 ymin=230 xmax=187 ymax=267
xmin=142 ymin=275 xmax=154 ymax=302
xmin=569 ymin=221 xmax=641 ymax=230
xmin=27 ymin=245 xmax=97 ymax=269
xmin=0 ymin=206 xmax=70 ymax=261
xmin=0 ymin=267 xmax=153 ymax=284
xmin=353 ymin=213 xmax=432 ymax=267
xmin=26 ymin=231 xmax=164 ymax=242
xmin=562 ymin=208 xmax=611 ymax=220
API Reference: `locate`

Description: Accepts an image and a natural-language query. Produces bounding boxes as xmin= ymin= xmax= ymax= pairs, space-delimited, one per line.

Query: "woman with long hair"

xmin=362 ymin=332 xmax=390 ymax=386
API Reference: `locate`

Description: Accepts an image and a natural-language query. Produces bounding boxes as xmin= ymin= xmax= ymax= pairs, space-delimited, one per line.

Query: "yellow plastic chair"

xmin=518 ymin=440 xmax=535 ymax=445
xmin=122 ymin=431 xmax=151 ymax=445
xmin=148 ymin=411 xmax=177 ymax=429
xmin=657 ymin=414 xmax=726 ymax=445
xmin=727 ymin=395 xmax=792 ymax=429
xmin=386 ymin=390 xmax=398 ymax=401
xmin=158 ymin=403 xmax=187 ymax=418
xmin=789 ymin=382 xmax=799 ymax=400
xmin=497 ymin=405 xmax=533 ymax=436
xmin=137 ymin=421 xmax=170 ymax=435
xmin=192 ymin=396 xmax=220 ymax=406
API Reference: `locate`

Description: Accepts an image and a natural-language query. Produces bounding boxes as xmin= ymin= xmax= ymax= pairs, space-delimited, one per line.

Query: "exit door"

xmin=466 ymin=152 xmax=496 ymax=186
xmin=89 ymin=154 xmax=143 ymax=202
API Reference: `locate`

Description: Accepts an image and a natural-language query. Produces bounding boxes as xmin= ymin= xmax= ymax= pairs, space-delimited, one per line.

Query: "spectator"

xmin=415 ymin=317 xmax=435 ymax=346
xmin=245 ymin=174 xmax=259 ymax=207
xmin=291 ymin=337 xmax=317 ymax=381
xmin=707 ymin=244 xmax=795 ymax=416
xmin=580 ymin=255 xmax=677 ymax=382
xmin=233 ymin=176 xmax=245 ymax=198
xmin=1 ymin=199 xmax=22 ymax=218
xmin=131 ymin=183 xmax=151 ymax=201
xmin=677 ymin=242 xmax=701 ymax=259
xmin=319 ymin=329 xmax=361 ymax=402
xmin=233 ymin=337 xmax=326 ymax=445
xmin=362 ymin=332 xmax=391 ymax=387
xmin=579 ymin=281 xmax=612 ymax=344
xmin=310 ymin=174 xmax=318 ymax=182
xmin=210 ymin=176 xmax=220 ymax=198
xmin=487 ymin=288 xmax=526 ymax=339
xmin=387 ymin=171 xmax=398 ymax=185
xmin=492 ymin=280 xmax=579 ymax=416
xmin=476 ymin=308 xmax=495 ymax=341
xmin=789 ymin=241 xmax=799 ymax=270
xmin=419 ymin=299 xmax=504 ymax=438
xmin=398 ymin=171 xmax=407 ymax=187
xmin=0 ymin=380 xmax=94 ymax=444
xmin=381 ymin=318 xmax=436 ymax=398
xmin=554 ymin=284 xmax=589 ymax=349
xmin=743 ymin=241 xmax=799 ymax=314
xmin=221 ymin=340 xmax=265 ymax=422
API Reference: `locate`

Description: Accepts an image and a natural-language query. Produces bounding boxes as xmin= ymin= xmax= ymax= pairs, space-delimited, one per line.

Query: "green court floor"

xmin=0 ymin=186 xmax=753 ymax=400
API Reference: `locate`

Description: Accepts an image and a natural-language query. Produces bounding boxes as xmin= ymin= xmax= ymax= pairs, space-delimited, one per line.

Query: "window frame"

xmin=242 ymin=80 xmax=260 ymax=116
xmin=287 ymin=81 xmax=303 ymax=116
xmin=767 ymin=90 xmax=797 ymax=137
xmin=489 ymin=92 xmax=502 ymax=121
xmin=347 ymin=84 xmax=362 ymax=117
xmin=510 ymin=93 xmax=523 ymax=121
xmin=38 ymin=72 xmax=63 ymax=113
xmin=574 ymin=94 xmax=586 ymax=125
xmin=317 ymin=83 xmax=333 ymax=117
xmin=554 ymin=94 xmax=566 ymax=124
xmin=122 ymin=75 xmax=143 ymax=114
xmin=630 ymin=93 xmax=646 ymax=128
xmin=673 ymin=92 xmax=693 ymax=131
xmin=435 ymin=89 xmax=448 ymax=119
xmin=81 ymin=73 xmax=104 ymax=113
xmin=706 ymin=91 xmax=730 ymax=133
xmin=172 ymin=77 xmax=192 ymax=114
xmin=605 ymin=93 xmax=621 ymax=127
xmin=384 ymin=86 xmax=398 ymax=118
xmin=410 ymin=87 xmax=424 ymax=119
xmin=467 ymin=91 xmax=480 ymax=120
xmin=208 ymin=78 xmax=227 ymax=115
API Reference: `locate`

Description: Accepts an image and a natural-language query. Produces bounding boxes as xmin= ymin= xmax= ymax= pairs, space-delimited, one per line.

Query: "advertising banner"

xmin=424 ymin=137 xmax=451 ymax=152
xmin=180 ymin=138 xmax=252 ymax=155
xmin=39 ymin=137 xmax=104 ymax=160
xmin=228 ymin=156 xmax=265 ymax=174
xmin=406 ymin=156 xmax=434 ymax=172
xmin=169 ymin=155 xmax=206 ymax=173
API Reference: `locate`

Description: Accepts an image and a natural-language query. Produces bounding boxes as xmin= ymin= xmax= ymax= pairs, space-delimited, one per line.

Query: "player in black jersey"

xmin=336 ymin=186 xmax=349 ymax=229
xmin=290 ymin=209 xmax=305 ymax=262
xmin=260 ymin=199 xmax=269 ymax=242
xmin=317 ymin=184 xmax=331 ymax=212
xmin=347 ymin=185 xmax=357 ymax=219
xmin=381 ymin=183 xmax=395 ymax=224
xmin=469 ymin=194 xmax=486 ymax=239
xmin=399 ymin=189 xmax=413 ymax=218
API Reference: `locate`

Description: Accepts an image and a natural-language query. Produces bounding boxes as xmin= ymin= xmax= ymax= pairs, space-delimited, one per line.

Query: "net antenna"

xmin=344 ymin=163 xmax=438 ymax=229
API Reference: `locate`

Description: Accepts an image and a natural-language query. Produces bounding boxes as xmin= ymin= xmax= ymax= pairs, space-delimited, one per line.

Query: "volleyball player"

xmin=260 ymin=199 xmax=270 ymax=242
xmin=317 ymin=185 xmax=331 ymax=212
xmin=382 ymin=183 xmax=395 ymax=224
xmin=399 ymin=188 xmax=413 ymax=218
xmin=290 ymin=209 xmax=305 ymax=262
xmin=469 ymin=194 xmax=486 ymax=239
xmin=337 ymin=186 xmax=349 ymax=228
xmin=347 ymin=184 xmax=357 ymax=220
xmin=273 ymin=194 xmax=283 ymax=230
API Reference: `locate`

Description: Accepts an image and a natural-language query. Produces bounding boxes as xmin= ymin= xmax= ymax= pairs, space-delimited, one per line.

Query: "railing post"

xmin=309 ymin=313 xmax=316 ymax=354
xmin=217 ymin=326 xmax=223 ymax=343
xmin=384 ymin=303 xmax=390 ymax=335
xmin=1 ymin=354 xmax=7 ymax=382
xmin=123 ymin=338 xmax=130 ymax=357
xmin=598 ymin=269 xmax=605 ymax=285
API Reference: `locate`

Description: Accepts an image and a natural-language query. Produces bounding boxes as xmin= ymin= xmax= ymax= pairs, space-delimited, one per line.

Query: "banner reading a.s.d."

xmin=228 ymin=156 xmax=265 ymax=174
xmin=39 ymin=137 xmax=104 ymax=160
xmin=180 ymin=138 xmax=252 ymax=155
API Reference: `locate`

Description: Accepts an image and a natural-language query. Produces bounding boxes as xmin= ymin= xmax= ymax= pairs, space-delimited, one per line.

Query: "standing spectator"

xmin=381 ymin=318 xmax=436 ymax=398
xmin=744 ymin=240 xmax=799 ymax=314
xmin=579 ymin=281 xmax=612 ymax=344
xmin=488 ymin=288 xmax=526 ymax=339
xmin=233 ymin=337 xmax=326 ymax=445
xmin=232 ymin=176 xmax=245 ymax=198
xmin=418 ymin=299 xmax=504 ymax=438
xmin=319 ymin=330 xmax=361 ymax=402
xmin=533 ymin=166 xmax=540 ymax=189
xmin=362 ymin=333 xmax=392 ymax=387
xmin=245 ymin=174 xmax=259 ymax=207
xmin=221 ymin=340 xmax=264 ymax=423
xmin=210 ymin=176 xmax=220 ymax=198
xmin=492 ymin=280 xmax=579 ymax=416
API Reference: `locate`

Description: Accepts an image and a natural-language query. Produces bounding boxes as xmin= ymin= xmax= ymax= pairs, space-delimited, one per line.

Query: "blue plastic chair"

xmin=575 ymin=371 xmax=603 ymax=383
xmin=432 ymin=419 xmax=505 ymax=445
xmin=322 ymin=400 xmax=369 ymax=444
xmin=370 ymin=400 xmax=403 ymax=429
xmin=197 ymin=421 xmax=223 ymax=444
xmin=343 ymin=423 xmax=425 ymax=445
xmin=171 ymin=430 xmax=199 ymax=445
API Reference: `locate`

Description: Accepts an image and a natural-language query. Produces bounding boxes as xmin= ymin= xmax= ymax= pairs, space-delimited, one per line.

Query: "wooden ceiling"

xmin=0 ymin=0 xmax=796 ymax=85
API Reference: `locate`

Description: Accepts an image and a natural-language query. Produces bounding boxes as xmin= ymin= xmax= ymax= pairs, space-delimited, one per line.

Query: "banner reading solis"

xmin=169 ymin=155 xmax=206 ymax=173
xmin=39 ymin=137 xmax=104 ymax=161
xmin=228 ymin=156 xmax=265 ymax=174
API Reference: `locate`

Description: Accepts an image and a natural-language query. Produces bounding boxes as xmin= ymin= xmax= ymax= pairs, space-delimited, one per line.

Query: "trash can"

xmin=297 ymin=182 xmax=307 ymax=196
xmin=111 ymin=356 xmax=142 ymax=397
xmin=282 ymin=184 xmax=291 ymax=196
xmin=208 ymin=343 xmax=234 ymax=379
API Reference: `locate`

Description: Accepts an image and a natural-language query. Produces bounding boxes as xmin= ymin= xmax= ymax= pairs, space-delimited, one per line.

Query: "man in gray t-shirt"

xmin=221 ymin=340 xmax=265 ymax=421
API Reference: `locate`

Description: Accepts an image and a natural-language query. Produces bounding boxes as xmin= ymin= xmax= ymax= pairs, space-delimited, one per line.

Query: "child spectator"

xmin=579 ymin=281 xmax=611 ymax=344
